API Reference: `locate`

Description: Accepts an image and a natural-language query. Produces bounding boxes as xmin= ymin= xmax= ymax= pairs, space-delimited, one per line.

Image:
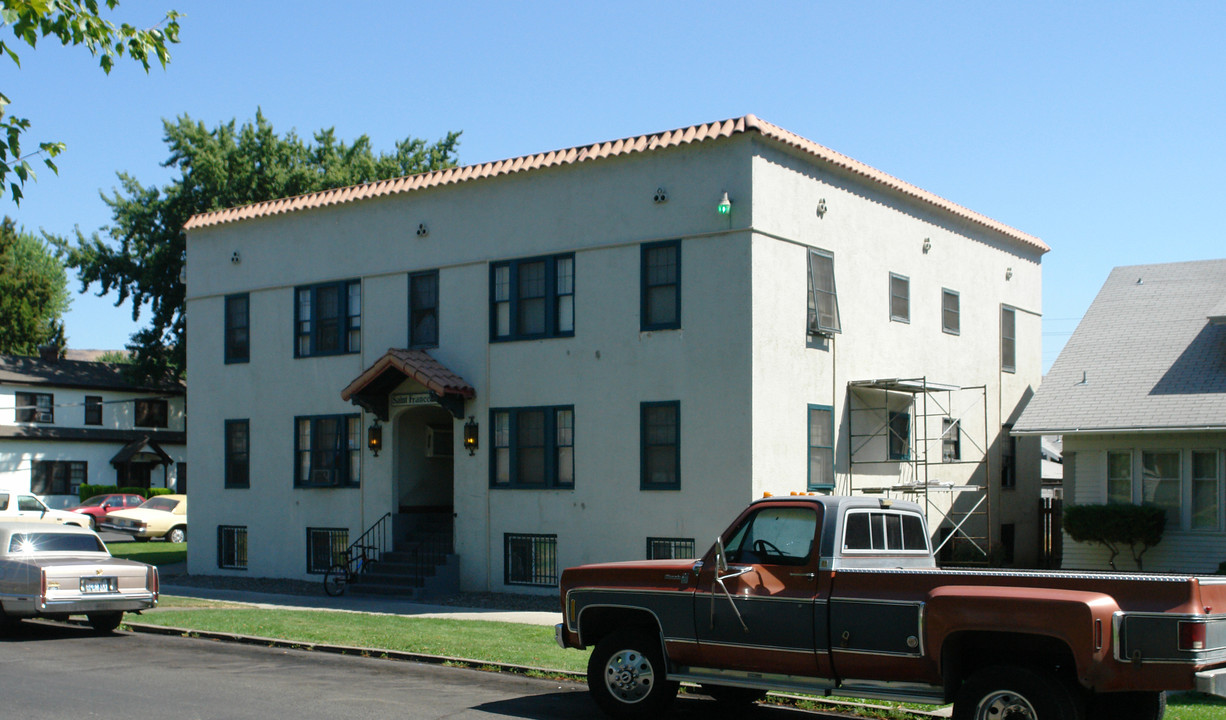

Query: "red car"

xmin=67 ymin=493 xmax=146 ymax=530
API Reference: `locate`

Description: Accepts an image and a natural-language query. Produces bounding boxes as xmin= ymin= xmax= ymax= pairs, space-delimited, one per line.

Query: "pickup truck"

xmin=556 ymin=495 xmax=1226 ymax=720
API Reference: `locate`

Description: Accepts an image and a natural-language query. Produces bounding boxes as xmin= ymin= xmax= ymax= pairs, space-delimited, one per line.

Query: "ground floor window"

xmin=641 ymin=401 xmax=680 ymax=490
xmin=808 ymin=404 xmax=834 ymax=490
xmin=504 ymin=533 xmax=557 ymax=586
xmin=306 ymin=527 xmax=348 ymax=574
xmin=490 ymin=406 xmax=574 ymax=488
xmin=1101 ymin=448 xmax=1224 ymax=532
xmin=31 ymin=460 xmax=86 ymax=495
xmin=646 ymin=537 xmax=695 ymax=560
xmin=295 ymin=414 xmax=361 ymax=488
xmin=218 ymin=526 xmax=248 ymax=570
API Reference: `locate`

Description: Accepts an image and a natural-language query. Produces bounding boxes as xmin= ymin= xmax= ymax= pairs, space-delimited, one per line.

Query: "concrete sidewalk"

xmin=157 ymin=581 xmax=562 ymax=626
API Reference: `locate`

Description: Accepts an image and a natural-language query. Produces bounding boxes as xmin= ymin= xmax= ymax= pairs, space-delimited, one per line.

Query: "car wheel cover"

xmin=603 ymin=647 xmax=654 ymax=704
xmin=975 ymin=690 xmax=1037 ymax=720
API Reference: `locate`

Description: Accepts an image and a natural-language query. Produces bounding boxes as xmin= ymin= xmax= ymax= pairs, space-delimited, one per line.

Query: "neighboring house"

xmin=0 ymin=350 xmax=187 ymax=507
xmin=184 ymin=115 xmax=1047 ymax=593
xmin=1014 ymin=259 xmax=1226 ymax=573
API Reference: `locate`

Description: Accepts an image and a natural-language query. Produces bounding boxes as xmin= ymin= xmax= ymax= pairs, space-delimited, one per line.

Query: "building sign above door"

xmin=391 ymin=392 xmax=438 ymax=408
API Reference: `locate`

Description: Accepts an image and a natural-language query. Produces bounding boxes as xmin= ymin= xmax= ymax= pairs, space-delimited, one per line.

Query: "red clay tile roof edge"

xmin=183 ymin=114 xmax=1046 ymax=253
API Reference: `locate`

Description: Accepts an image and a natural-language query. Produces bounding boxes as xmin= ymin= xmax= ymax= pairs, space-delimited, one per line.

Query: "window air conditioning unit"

xmin=426 ymin=425 xmax=454 ymax=458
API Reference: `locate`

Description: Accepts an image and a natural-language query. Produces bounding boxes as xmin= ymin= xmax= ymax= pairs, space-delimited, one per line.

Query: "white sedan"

xmin=0 ymin=522 xmax=158 ymax=632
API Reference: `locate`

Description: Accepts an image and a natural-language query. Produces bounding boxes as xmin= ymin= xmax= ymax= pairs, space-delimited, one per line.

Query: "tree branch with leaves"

xmin=0 ymin=0 xmax=181 ymax=202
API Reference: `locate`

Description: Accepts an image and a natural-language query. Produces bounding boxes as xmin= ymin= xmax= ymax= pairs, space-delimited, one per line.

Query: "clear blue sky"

xmin=4 ymin=1 xmax=1223 ymax=373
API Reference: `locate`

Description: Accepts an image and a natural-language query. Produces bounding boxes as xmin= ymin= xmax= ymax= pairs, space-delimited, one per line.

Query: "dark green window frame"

xmin=225 ymin=293 xmax=250 ymax=364
xmin=217 ymin=525 xmax=248 ymax=570
xmin=641 ymin=240 xmax=681 ymax=330
xmin=295 ymin=280 xmax=361 ymax=358
xmin=808 ymin=404 xmax=835 ymax=490
xmin=409 ymin=270 xmax=440 ymax=349
xmin=225 ymin=419 xmax=250 ymax=489
xmin=490 ymin=254 xmax=575 ymax=342
xmin=294 ymin=414 xmax=361 ymax=488
xmin=84 ymin=395 xmax=102 ymax=426
xmin=1001 ymin=305 xmax=1017 ymax=373
xmin=889 ymin=272 xmax=910 ymax=323
xmin=641 ymin=401 xmax=680 ymax=490
xmin=490 ymin=406 xmax=575 ymax=489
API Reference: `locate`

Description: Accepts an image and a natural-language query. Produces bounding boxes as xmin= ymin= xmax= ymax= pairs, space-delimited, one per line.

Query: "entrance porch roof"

xmin=341 ymin=348 xmax=476 ymax=421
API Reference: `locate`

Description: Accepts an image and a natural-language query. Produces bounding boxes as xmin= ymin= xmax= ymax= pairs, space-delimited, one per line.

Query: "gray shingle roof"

xmin=1015 ymin=259 xmax=1226 ymax=434
xmin=0 ymin=355 xmax=184 ymax=394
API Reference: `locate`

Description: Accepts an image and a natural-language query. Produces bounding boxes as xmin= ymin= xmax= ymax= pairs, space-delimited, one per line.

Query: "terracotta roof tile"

xmin=340 ymin=348 xmax=475 ymax=403
xmin=184 ymin=115 xmax=1046 ymax=252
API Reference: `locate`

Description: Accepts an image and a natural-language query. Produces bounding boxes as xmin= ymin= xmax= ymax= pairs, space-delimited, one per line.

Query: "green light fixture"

xmin=717 ymin=191 xmax=732 ymax=216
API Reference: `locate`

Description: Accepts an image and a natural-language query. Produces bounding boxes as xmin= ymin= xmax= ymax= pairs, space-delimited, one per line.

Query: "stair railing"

xmin=343 ymin=512 xmax=392 ymax=581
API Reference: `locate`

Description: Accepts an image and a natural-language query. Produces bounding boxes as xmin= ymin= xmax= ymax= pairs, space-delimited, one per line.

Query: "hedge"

xmin=1063 ymin=503 xmax=1166 ymax=571
xmin=78 ymin=485 xmax=177 ymax=502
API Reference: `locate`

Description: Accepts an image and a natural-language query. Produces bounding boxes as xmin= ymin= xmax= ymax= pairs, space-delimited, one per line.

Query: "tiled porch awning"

xmin=341 ymin=349 xmax=476 ymax=420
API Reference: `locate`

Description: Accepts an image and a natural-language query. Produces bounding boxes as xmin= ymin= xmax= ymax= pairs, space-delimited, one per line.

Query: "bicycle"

xmin=323 ymin=544 xmax=377 ymax=596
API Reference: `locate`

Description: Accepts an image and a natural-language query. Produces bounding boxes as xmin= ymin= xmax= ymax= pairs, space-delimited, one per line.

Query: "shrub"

xmin=1063 ymin=503 xmax=1166 ymax=571
xmin=78 ymin=485 xmax=170 ymax=501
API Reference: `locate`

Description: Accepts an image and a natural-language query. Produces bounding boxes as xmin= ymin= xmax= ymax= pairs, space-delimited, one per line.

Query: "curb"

xmin=122 ymin=621 xmax=584 ymax=680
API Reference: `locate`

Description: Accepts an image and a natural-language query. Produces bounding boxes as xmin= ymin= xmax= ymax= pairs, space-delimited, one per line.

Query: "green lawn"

xmin=107 ymin=541 xmax=185 ymax=567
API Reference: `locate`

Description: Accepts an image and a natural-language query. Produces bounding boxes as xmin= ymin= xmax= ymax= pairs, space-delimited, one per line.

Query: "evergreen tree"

xmin=0 ymin=216 xmax=69 ymax=354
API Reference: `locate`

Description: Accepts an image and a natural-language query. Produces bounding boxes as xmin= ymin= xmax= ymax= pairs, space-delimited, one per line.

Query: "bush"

xmin=78 ymin=485 xmax=171 ymax=501
xmin=1063 ymin=503 xmax=1166 ymax=571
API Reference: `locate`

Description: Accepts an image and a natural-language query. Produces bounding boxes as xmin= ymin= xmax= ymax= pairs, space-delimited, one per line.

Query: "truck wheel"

xmin=87 ymin=612 xmax=123 ymax=634
xmin=587 ymin=629 xmax=678 ymax=719
xmin=1089 ymin=691 xmax=1165 ymax=720
xmin=953 ymin=665 xmax=1084 ymax=720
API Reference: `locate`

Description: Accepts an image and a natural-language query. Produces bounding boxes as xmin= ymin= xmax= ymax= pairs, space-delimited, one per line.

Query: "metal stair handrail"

xmin=344 ymin=512 xmax=392 ymax=580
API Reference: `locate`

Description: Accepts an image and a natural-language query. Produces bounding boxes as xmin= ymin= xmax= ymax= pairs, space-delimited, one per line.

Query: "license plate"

xmin=80 ymin=577 xmax=117 ymax=593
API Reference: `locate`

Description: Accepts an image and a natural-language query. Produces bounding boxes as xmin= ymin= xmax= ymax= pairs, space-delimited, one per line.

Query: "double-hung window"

xmin=409 ymin=270 xmax=440 ymax=348
xmin=1107 ymin=450 xmax=1132 ymax=503
xmin=225 ymin=420 xmax=250 ymax=489
xmin=225 ymin=293 xmax=250 ymax=363
xmin=296 ymin=280 xmax=361 ymax=357
xmin=491 ymin=254 xmax=574 ymax=341
xmin=295 ymin=414 xmax=361 ymax=488
xmin=1192 ymin=451 xmax=1221 ymax=531
xmin=641 ymin=241 xmax=680 ymax=330
xmin=942 ymin=289 xmax=960 ymax=335
xmin=943 ymin=418 xmax=962 ymax=462
xmin=889 ymin=273 xmax=910 ymax=323
xmin=1141 ymin=450 xmax=1181 ymax=528
xmin=84 ymin=395 xmax=102 ymax=426
xmin=888 ymin=410 xmax=911 ymax=461
xmin=641 ymin=401 xmax=680 ymax=490
xmin=490 ymin=406 xmax=574 ymax=488
xmin=31 ymin=461 xmax=86 ymax=495
xmin=807 ymin=249 xmax=841 ymax=335
xmin=16 ymin=392 xmax=53 ymax=423
xmin=808 ymin=404 xmax=834 ymax=490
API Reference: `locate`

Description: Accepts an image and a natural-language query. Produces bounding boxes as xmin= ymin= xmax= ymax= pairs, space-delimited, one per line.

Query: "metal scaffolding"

xmin=846 ymin=377 xmax=993 ymax=564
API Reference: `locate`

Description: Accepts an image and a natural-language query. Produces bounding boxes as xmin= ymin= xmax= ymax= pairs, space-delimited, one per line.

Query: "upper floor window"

xmin=889 ymin=273 xmax=910 ymax=323
xmin=225 ymin=419 xmax=250 ymax=489
xmin=84 ymin=395 xmax=102 ymax=426
xmin=135 ymin=399 xmax=168 ymax=428
xmin=16 ymin=392 xmax=52 ymax=423
xmin=808 ymin=404 xmax=834 ymax=490
xmin=296 ymin=280 xmax=361 ymax=357
xmin=490 ymin=406 xmax=574 ymax=488
xmin=641 ymin=241 xmax=680 ymax=330
xmin=641 ymin=401 xmax=680 ymax=490
xmin=295 ymin=414 xmax=361 ymax=488
xmin=1001 ymin=306 xmax=1016 ymax=373
xmin=409 ymin=270 xmax=439 ymax=349
xmin=807 ymin=249 xmax=841 ymax=334
xmin=942 ymin=289 xmax=960 ymax=335
xmin=225 ymin=293 xmax=250 ymax=363
xmin=942 ymin=418 xmax=961 ymax=462
xmin=491 ymin=254 xmax=575 ymax=341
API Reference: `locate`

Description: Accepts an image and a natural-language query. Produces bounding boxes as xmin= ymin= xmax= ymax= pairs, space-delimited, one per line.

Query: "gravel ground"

xmin=160 ymin=566 xmax=559 ymax=612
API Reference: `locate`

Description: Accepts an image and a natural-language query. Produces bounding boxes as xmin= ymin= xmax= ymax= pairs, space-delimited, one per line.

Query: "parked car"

xmin=0 ymin=492 xmax=91 ymax=528
xmin=66 ymin=494 xmax=146 ymax=530
xmin=0 ymin=521 xmax=159 ymax=632
xmin=101 ymin=494 xmax=187 ymax=543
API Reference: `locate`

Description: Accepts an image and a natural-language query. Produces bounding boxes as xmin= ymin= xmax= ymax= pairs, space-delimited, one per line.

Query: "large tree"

xmin=1 ymin=0 xmax=181 ymax=202
xmin=0 ymin=216 xmax=69 ymax=354
xmin=60 ymin=111 xmax=461 ymax=382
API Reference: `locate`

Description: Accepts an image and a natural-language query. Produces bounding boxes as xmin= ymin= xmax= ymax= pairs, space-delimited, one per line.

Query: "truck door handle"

xmin=790 ymin=572 xmax=816 ymax=580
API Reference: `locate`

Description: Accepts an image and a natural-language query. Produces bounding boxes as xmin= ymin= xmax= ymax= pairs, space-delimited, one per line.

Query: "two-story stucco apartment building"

xmin=0 ymin=350 xmax=186 ymax=507
xmin=183 ymin=116 xmax=1047 ymax=593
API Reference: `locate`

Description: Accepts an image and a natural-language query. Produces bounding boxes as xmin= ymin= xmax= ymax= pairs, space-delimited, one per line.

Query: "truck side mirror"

xmin=714 ymin=537 xmax=728 ymax=574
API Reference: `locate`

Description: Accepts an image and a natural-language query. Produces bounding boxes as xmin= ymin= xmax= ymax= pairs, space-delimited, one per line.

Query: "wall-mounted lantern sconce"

xmin=1005 ymin=267 xmax=1013 ymax=281
xmin=463 ymin=416 xmax=479 ymax=456
xmin=816 ymin=198 xmax=827 ymax=218
xmin=922 ymin=238 xmax=932 ymax=254
xmin=717 ymin=191 xmax=732 ymax=216
xmin=368 ymin=418 xmax=383 ymax=457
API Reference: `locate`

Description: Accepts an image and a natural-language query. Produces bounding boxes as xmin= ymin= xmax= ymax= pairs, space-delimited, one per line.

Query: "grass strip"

xmin=107 ymin=542 xmax=186 ymax=566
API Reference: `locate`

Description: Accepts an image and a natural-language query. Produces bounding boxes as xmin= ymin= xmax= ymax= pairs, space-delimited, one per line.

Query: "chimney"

xmin=38 ymin=345 xmax=59 ymax=363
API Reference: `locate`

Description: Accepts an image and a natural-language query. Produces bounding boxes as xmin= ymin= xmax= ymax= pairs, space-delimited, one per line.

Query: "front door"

xmin=693 ymin=502 xmax=834 ymax=679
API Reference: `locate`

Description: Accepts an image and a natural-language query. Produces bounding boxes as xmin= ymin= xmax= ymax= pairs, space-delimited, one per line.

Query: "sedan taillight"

xmin=148 ymin=565 xmax=159 ymax=600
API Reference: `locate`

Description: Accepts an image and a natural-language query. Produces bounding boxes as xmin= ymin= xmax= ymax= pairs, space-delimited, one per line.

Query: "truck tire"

xmin=1089 ymin=691 xmax=1165 ymax=720
xmin=953 ymin=665 xmax=1084 ymax=720
xmin=587 ymin=628 xmax=678 ymax=719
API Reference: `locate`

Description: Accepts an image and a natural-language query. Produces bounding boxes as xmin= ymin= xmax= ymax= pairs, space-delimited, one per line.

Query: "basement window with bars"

xmin=217 ymin=526 xmax=248 ymax=570
xmin=306 ymin=527 xmax=348 ymax=574
xmin=504 ymin=533 xmax=557 ymax=587
xmin=646 ymin=537 xmax=695 ymax=560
